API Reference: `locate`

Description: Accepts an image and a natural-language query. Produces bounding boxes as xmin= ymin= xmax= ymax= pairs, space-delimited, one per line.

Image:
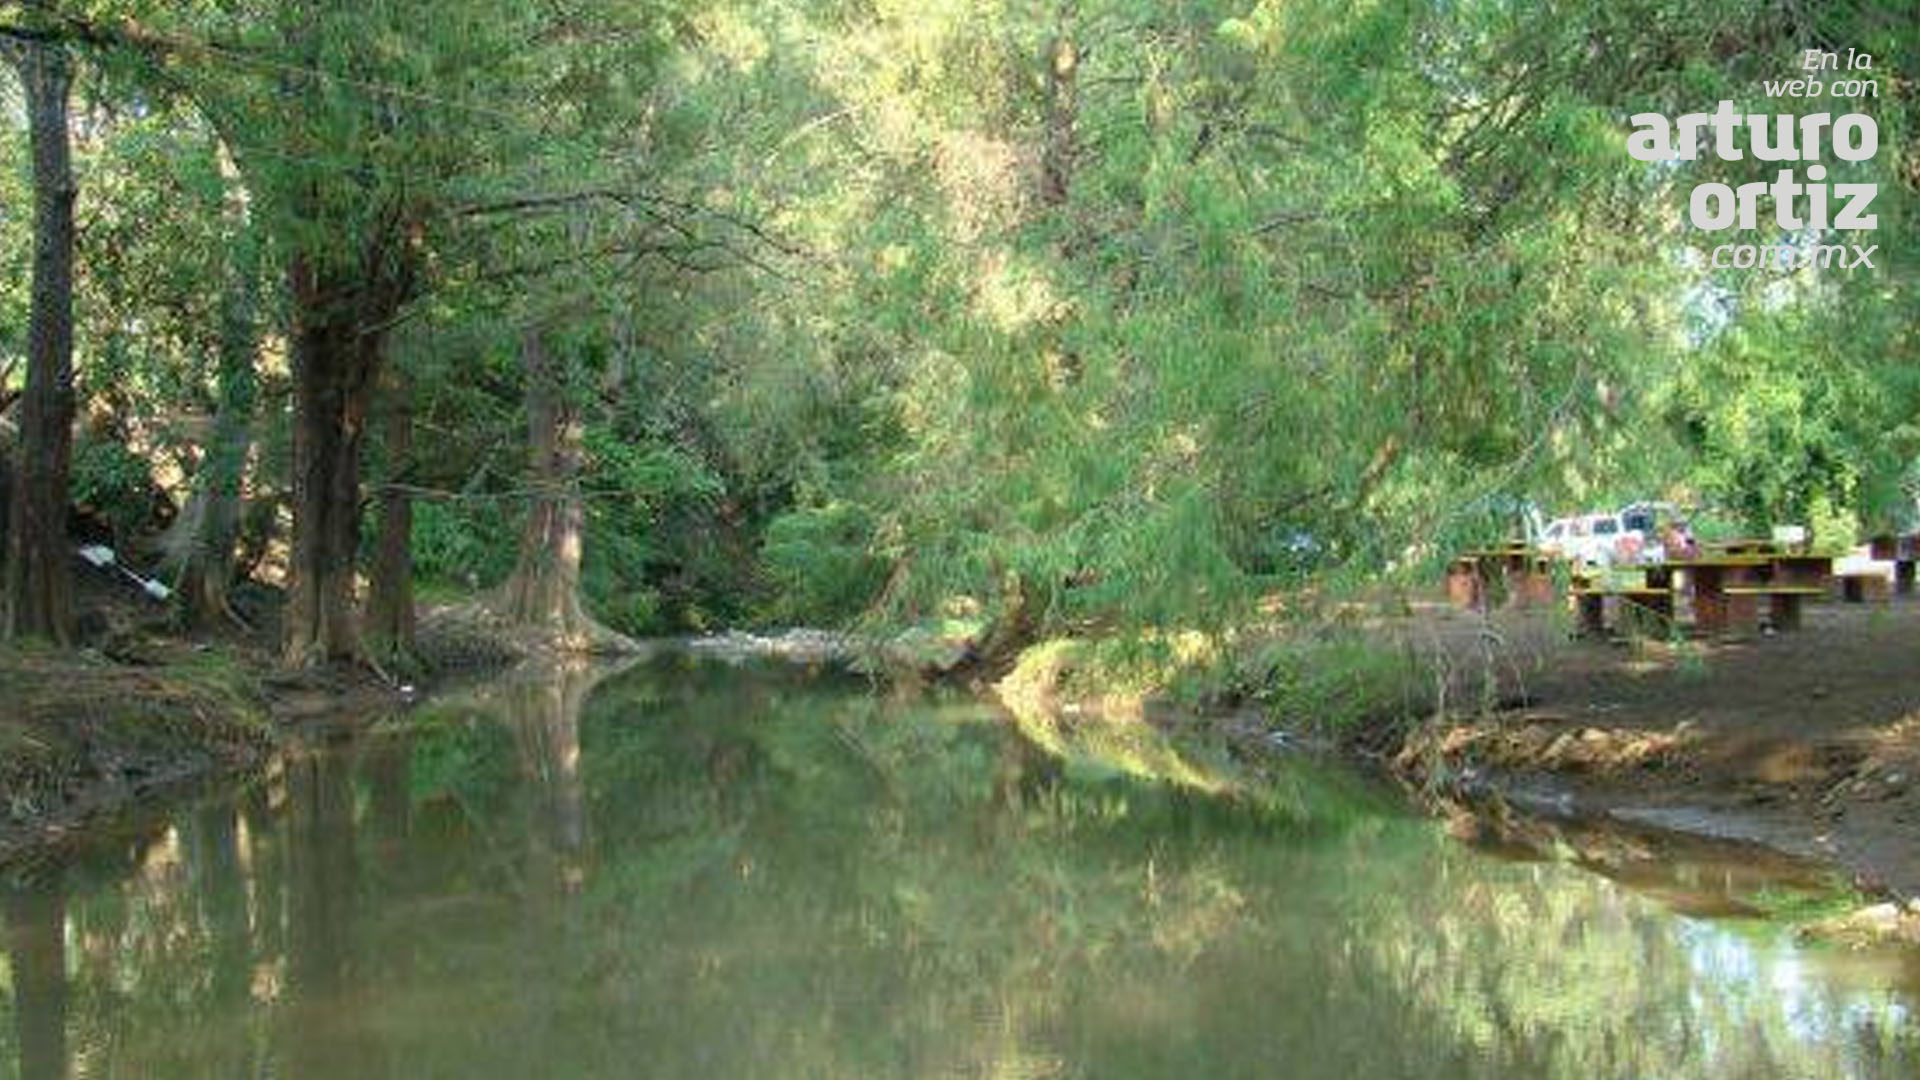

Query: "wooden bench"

xmin=1570 ymin=585 xmax=1674 ymax=637
xmin=1448 ymin=548 xmax=1555 ymax=610
xmin=1723 ymin=584 xmax=1826 ymax=632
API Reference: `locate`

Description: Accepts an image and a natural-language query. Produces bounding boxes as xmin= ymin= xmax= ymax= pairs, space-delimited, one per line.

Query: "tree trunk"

xmin=499 ymin=328 xmax=593 ymax=640
xmin=365 ymin=368 xmax=415 ymax=661
xmin=166 ymin=242 xmax=258 ymax=629
xmin=3 ymin=32 xmax=77 ymax=645
xmin=282 ymin=256 xmax=379 ymax=667
xmin=0 ymin=439 xmax=12 ymax=565
xmin=281 ymin=224 xmax=418 ymax=668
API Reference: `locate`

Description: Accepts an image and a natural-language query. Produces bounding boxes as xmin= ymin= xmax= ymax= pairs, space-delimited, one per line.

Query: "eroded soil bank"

xmin=0 ymin=644 xmax=273 ymax=861
xmin=0 ymin=582 xmax=632 ymax=860
xmin=1381 ymin=601 xmax=1920 ymax=906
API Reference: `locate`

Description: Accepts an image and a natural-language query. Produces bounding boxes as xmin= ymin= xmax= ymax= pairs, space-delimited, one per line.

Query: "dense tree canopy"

xmin=0 ymin=0 xmax=1914 ymax=662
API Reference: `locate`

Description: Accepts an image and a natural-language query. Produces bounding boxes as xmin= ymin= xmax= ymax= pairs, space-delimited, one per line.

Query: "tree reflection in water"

xmin=0 ymin=657 xmax=1913 ymax=1079
xmin=4 ymin=880 xmax=67 ymax=1080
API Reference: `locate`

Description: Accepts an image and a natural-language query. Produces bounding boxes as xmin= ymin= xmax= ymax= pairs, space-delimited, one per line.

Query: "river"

xmin=1 ymin=655 xmax=1914 ymax=1078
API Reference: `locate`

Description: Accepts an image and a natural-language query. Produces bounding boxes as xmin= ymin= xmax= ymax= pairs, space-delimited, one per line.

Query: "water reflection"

xmin=0 ymin=656 xmax=1913 ymax=1079
xmin=4 ymin=881 xmax=67 ymax=1080
xmin=506 ymin=662 xmax=603 ymax=900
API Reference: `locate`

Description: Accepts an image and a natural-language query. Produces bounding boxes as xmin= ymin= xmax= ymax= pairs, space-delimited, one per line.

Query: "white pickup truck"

xmin=1538 ymin=505 xmax=1674 ymax=567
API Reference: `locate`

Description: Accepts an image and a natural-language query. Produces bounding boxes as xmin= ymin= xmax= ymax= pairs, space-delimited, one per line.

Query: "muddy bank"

xmin=0 ymin=645 xmax=273 ymax=861
xmin=1381 ymin=601 xmax=1920 ymax=904
xmin=995 ymin=597 xmax=1920 ymax=919
xmin=0 ymin=571 xmax=436 ymax=860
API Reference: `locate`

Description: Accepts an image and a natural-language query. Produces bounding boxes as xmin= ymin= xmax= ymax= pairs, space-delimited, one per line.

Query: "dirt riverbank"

xmin=0 ymin=578 xmax=606 ymax=861
xmin=0 ymin=643 xmax=274 ymax=862
xmin=1379 ymin=600 xmax=1920 ymax=903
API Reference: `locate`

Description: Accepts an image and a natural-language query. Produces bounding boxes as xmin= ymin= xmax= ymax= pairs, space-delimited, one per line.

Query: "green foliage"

xmin=69 ymin=437 xmax=156 ymax=543
xmin=1229 ymin=631 xmax=1432 ymax=733
xmin=693 ymin=0 xmax=1914 ymax=644
xmin=410 ymin=499 xmax=517 ymax=591
xmin=1660 ymin=303 xmax=1915 ymax=537
xmin=582 ymin=429 xmax=726 ymax=634
xmin=0 ymin=86 xmax=25 ymax=369
xmin=4 ymin=0 xmax=1914 ymax=655
xmin=757 ymin=502 xmax=886 ymax=625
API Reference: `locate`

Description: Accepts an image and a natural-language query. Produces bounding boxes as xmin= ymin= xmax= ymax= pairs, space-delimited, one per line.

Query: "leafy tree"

xmin=0 ymin=0 xmax=1912 ymax=667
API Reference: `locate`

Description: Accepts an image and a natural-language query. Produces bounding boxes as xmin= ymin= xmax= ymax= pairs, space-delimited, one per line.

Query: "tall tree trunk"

xmin=365 ymin=368 xmax=415 ymax=661
xmin=283 ymin=257 xmax=378 ymax=667
xmin=0 ymin=441 xmax=11 ymax=568
xmin=281 ymin=228 xmax=416 ymax=668
xmin=3 ymin=31 xmax=77 ymax=645
xmin=499 ymin=329 xmax=593 ymax=640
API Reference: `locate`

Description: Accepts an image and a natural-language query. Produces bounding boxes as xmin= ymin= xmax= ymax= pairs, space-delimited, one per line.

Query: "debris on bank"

xmin=1799 ymin=901 xmax=1920 ymax=949
xmin=685 ymin=628 xmax=858 ymax=665
xmin=683 ymin=625 xmax=980 ymax=678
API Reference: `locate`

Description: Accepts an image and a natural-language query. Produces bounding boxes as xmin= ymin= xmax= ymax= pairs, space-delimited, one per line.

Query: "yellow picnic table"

xmin=1650 ymin=552 xmax=1834 ymax=634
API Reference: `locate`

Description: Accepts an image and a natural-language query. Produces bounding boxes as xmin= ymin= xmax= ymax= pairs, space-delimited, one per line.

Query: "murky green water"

xmin=2 ymin=657 xmax=1916 ymax=1079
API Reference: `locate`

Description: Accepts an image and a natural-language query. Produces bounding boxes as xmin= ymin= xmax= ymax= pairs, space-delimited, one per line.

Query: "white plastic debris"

xmin=74 ymin=543 xmax=172 ymax=603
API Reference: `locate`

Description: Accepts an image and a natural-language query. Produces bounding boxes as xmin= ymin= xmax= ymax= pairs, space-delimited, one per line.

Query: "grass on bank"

xmin=998 ymin=596 xmax=1558 ymax=740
